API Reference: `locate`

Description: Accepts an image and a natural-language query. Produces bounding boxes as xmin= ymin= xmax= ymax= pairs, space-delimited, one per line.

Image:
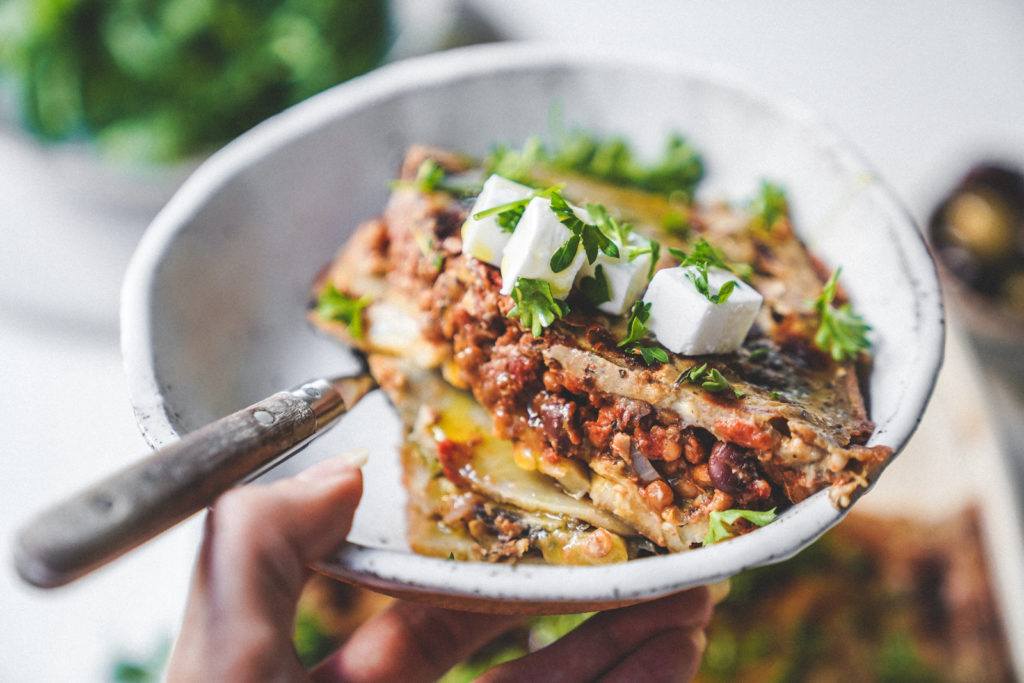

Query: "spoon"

xmin=13 ymin=373 xmax=377 ymax=589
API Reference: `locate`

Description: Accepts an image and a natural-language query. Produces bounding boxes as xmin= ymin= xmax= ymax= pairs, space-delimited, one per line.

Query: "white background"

xmin=2 ymin=1 xmax=1023 ymax=678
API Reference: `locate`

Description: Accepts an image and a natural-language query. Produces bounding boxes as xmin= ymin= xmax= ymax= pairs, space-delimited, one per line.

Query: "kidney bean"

xmin=709 ymin=441 xmax=772 ymax=503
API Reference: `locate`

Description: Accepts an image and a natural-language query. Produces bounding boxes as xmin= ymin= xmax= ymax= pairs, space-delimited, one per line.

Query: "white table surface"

xmin=2 ymin=2 xmax=1024 ymax=678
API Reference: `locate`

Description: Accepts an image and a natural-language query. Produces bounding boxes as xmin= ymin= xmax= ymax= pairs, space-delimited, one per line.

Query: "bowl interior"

xmin=123 ymin=45 xmax=943 ymax=608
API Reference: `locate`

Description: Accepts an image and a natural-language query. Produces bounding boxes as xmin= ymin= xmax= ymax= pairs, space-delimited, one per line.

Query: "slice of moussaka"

xmin=311 ymin=137 xmax=891 ymax=562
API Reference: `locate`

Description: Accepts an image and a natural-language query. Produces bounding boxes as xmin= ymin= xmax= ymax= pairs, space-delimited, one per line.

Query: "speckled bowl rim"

xmin=121 ymin=43 xmax=945 ymax=605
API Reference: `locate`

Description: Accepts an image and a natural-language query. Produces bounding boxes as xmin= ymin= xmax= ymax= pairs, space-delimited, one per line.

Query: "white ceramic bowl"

xmin=121 ymin=43 xmax=944 ymax=613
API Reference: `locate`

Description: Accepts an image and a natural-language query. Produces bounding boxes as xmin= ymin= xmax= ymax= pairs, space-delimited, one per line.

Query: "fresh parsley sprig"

xmin=750 ymin=180 xmax=788 ymax=232
xmin=703 ymin=508 xmax=777 ymax=545
xmin=616 ymin=301 xmax=669 ymax=366
xmin=812 ymin=268 xmax=871 ymax=362
xmin=316 ymin=283 xmax=370 ymax=339
xmin=587 ymin=203 xmax=632 ymax=246
xmin=627 ymin=238 xmax=662 ymax=280
xmin=549 ymin=193 xmax=619 ymax=271
xmin=485 ymin=131 xmax=705 ymax=198
xmin=675 ymin=362 xmax=745 ymax=399
xmin=670 ymin=238 xmax=753 ymax=298
xmin=669 ymin=239 xmax=739 ymax=304
xmin=391 ymin=159 xmax=480 ymax=198
xmin=634 ymin=345 xmax=670 ymax=365
xmin=618 ymin=300 xmax=653 ymax=348
xmin=471 ymin=185 xmax=563 ymax=234
xmin=507 ymin=277 xmax=569 ymax=337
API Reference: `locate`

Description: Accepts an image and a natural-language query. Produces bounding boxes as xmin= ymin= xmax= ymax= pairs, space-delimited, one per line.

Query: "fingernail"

xmin=706 ymin=579 xmax=731 ymax=605
xmin=690 ymin=628 xmax=707 ymax=654
xmin=296 ymin=449 xmax=369 ymax=482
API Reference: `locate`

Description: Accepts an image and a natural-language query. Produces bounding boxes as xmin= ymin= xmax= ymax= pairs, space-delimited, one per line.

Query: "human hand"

xmin=167 ymin=453 xmax=718 ymax=682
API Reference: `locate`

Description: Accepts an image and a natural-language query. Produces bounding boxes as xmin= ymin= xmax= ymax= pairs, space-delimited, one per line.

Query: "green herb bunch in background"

xmin=0 ymin=0 xmax=389 ymax=163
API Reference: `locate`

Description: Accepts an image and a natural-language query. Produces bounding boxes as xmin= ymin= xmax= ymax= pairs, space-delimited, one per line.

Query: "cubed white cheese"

xmin=462 ymin=175 xmax=534 ymax=266
xmin=643 ymin=266 xmax=763 ymax=355
xmin=576 ymin=232 xmax=653 ymax=315
xmin=500 ymin=196 xmax=586 ymax=298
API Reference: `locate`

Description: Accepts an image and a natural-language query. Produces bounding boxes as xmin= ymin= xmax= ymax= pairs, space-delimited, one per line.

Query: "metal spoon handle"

xmin=14 ymin=375 xmax=374 ymax=588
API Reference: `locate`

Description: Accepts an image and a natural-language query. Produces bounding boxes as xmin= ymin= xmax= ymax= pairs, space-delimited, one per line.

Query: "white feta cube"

xmin=643 ymin=266 xmax=763 ymax=355
xmin=462 ymin=174 xmax=534 ymax=266
xmin=500 ymin=196 xmax=586 ymax=299
xmin=576 ymin=232 xmax=654 ymax=315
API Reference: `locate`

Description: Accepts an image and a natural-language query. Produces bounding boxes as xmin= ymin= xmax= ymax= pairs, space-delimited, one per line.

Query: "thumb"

xmin=167 ymin=452 xmax=365 ymax=681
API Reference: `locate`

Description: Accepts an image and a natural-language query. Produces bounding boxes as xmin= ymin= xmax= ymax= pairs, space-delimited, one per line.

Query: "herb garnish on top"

xmin=812 ymin=268 xmax=871 ymax=362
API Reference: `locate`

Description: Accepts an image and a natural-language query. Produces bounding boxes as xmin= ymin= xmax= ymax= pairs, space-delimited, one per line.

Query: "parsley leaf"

xmin=676 ymin=363 xmax=745 ymax=399
xmin=627 ymin=238 xmax=662 ymax=280
xmin=413 ymin=159 xmax=445 ymax=192
xmin=549 ymin=233 xmax=582 ymax=273
xmin=618 ymin=300 xmax=652 ymax=348
xmin=316 ymin=283 xmax=370 ymax=339
xmin=489 ymin=131 xmax=704 ymax=199
xmin=669 ymin=238 xmax=750 ymax=304
xmin=635 ymin=345 xmax=670 ymax=366
xmin=587 ymin=203 xmax=632 ymax=246
xmin=812 ymin=268 xmax=871 ymax=362
xmin=750 ymin=180 xmax=788 ymax=231
xmin=616 ymin=301 xmax=669 ymax=366
xmin=472 ymin=185 xmax=563 ymax=234
xmin=548 ymin=193 xmax=618 ymax=270
xmin=390 ymin=159 xmax=481 ymax=198
xmin=578 ymin=264 xmax=611 ymax=306
xmin=507 ymin=277 xmax=569 ymax=336
xmin=704 ymin=508 xmax=777 ymax=545
xmin=472 ymin=196 xmax=532 ymax=221
xmin=496 ymin=204 xmax=526 ymax=233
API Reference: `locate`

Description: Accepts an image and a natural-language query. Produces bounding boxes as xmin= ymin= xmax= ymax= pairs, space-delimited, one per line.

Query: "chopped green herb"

xmin=316 ymin=283 xmax=370 ymax=339
xmin=769 ymin=390 xmax=783 ymax=401
xmin=618 ymin=300 xmax=653 ymax=348
xmin=507 ymin=277 xmax=569 ymax=337
xmin=587 ymin=203 xmax=632 ymax=246
xmin=412 ymin=159 xmax=445 ymax=192
xmin=578 ymin=264 xmax=611 ymax=306
xmin=669 ymin=239 xmax=747 ymax=304
xmin=704 ymin=508 xmax=777 ymax=545
xmin=549 ymin=234 xmax=582 ymax=273
xmin=472 ymin=185 xmax=563 ymax=233
xmin=487 ymin=132 xmax=704 ymax=198
xmin=616 ymin=301 xmax=669 ymax=366
xmin=548 ymin=193 xmax=618 ymax=270
xmin=750 ymin=181 xmax=788 ymax=231
xmin=496 ymin=204 xmax=526 ymax=233
xmin=812 ymin=268 xmax=871 ymax=362
xmin=473 ymin=197 xmax=531 ymax=221
xmin=677 ymin=363 xmax=744 ymax=399
xmin=391 ymin=159 xmax=480 ymax=198
xmin=627 ymin=238 xmax=662 ymax=280
xmin=634 ymin=344 xmax=670 ymax=366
